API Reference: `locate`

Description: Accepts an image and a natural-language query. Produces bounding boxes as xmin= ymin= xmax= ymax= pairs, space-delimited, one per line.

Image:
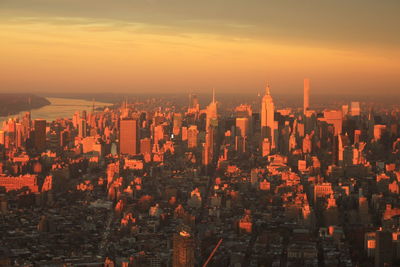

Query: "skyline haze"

xmin=0 ymin=0 xmax=399 ymax=95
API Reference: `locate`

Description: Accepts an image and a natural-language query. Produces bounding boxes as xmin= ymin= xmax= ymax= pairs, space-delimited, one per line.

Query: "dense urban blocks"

xmin=0 ymin=87 xmax=399 ymax=266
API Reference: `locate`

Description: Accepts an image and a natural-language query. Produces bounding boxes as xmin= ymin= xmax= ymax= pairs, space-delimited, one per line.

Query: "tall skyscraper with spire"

xmin=261 ymin=84 xmax=275 ymax=149
xmin=206 ymin=89 xmax=218 ymax=130
xmin=304 ymin=78 xmax=310 ymax=113
xmin=204 ymin=89 xmax=218 ymax=167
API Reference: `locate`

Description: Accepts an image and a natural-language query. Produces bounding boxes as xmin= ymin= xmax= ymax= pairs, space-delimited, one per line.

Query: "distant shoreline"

xmin=0 ymin=94 xmax=50 ymax=117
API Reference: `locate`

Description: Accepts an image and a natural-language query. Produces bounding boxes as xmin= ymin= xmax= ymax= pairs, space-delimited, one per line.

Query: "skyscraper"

xmin=187 ymin=125 xmax=199 ymax=149
xmin=173 ymin=113 xmax=182 ymax=136
xmin=351 ymin=101 xmax=361 ymax=116
xmin=173 ymin=230 xmax=195 ymax=267
xmin=120 ymin=119 xmax=139 ymax=155
xmin=304 ymin=78 xmax=310 ymax=113
xmin=375 ymin=230 xmax=392 ymax=267
xmin=236 ymin=117 xmax=249 ymax=138
xmin=78 ymin=118 xmax=87 ymax=138
xmin=236 ymin=117 xmax=249 ymax=153
xmin=15 ymin=123 xmax=23 ymax=149
xmin=140 ymin=138 xmax=151 ymax=155
xmin=206 ymin=89 xmax=218 ymax=130
xmin=0 ymin=130 xmax=5 ymax=145
xmin=261 ymin=85 xmax=275 ymax=149
xmin=188 ymin=93 xmax=199 ymax=111
xmin=34 ymin=119 xmax=46 ymax=152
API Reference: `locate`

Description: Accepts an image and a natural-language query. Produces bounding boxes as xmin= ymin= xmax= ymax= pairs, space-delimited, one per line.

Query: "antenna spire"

xmin=212 ymin=88 xmax=216 ymax=103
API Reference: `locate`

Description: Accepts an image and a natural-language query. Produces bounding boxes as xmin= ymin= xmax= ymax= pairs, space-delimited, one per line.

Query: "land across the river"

xmin=0 ymin=94 xmax=50 ymax=117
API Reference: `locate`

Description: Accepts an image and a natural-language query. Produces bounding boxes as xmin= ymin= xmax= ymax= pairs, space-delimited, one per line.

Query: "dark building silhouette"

xmin=34 ymin=119 xmax=46 ymax=152
xmin=375 ymin=230 xmax=392 ymax=267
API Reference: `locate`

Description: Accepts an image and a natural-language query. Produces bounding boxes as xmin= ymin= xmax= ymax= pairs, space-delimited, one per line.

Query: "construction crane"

xmin=202 ymin=238 xmax=223 ymax=267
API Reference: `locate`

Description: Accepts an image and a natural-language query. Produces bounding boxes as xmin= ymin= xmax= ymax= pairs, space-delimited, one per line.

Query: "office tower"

xmin=153 ymin=125 xmax=164 ymax=145
xmin=181 ymin=126 xmax=188 ymax=141
xmin=303 ymin=134 xmax=312 ymax=154
xmin=120 ymin=119 xmax=139 ymax=155
xmin=261 ymin=85 xmax=275 ymax=149
xmin=236 ymin=117 xmax=249 ymax=138
xmin=206 ymin=89 xmax=218 ymax=130
xmin=342 ymin=105 xmax=349 ymax=116
xmin=60 ymin=130 xmax=69 ymax=148
xmin=261 ymin=138 xmax=271 ymax=157
xmin=72 ymin=111 xmax=80 ymax=129
xmin=202 ymin=89 xmax=218 ymax=166
xmin=203 ymin=125 xmax=215 ymax=166
xmin=375 ymin=230 xmax=392 ymax=267
xmin=354 ymin=129 xmax=362 ymax=144
xmin=22 ymin=112 xmax=31 ymax=134
xmin=236 ymin=117 xmax=249 ymax=153
xmin=121 ymin=100 xmax=129 ymax=119
xmin=173 ymin=113 xmax=182 ymax=136
xmin=235 ymin=104 xmax=253 ymax=136
xmin=304 ymin=78 xmax=310 ymax=113
xmin=173 ymin=230 xmax=195 ymax=267
xmin=320 ymin=110 xmax=343 ymax=136
xmin=15 ymin=123 xmax=23 ymax=149
xmin=279 ymin=122 xmax=290 ymax=155
xmin=235 ymin=135 xmax=245 ymax=153
xmin=0 ymin=130 xmax=4 ymax=145
xmin=187 ymin=125 xmax=199 ymax=148
xmin=34 ymin=119 xmax=46 ymax=152
xmin=351 ymin=101 xmax=361 ymax=116
xmin=140 ymin=138 xmax=151 ymax=155
xmin=81 ymin=110 xmax=87 ymax=121
xmin=374 ymin=125 xmax=386 ymax=141
xmin=78 ymin=118 xmax=87 ymax=138
xmin=188 ymin=93 xmax=199 ymax=112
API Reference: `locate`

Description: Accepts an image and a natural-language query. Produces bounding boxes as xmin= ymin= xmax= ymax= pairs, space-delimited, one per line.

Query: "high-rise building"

xmin=319 ymin=110 xmax=343 ymax=136
xmin=0 ymin=130 xmax=5 ymax=145
xmin=187 ymin=125 xmax=199 ymax=149
xmin=78 ymin=118 xmax=87 ymax=138
xmin=173 ymin=113 xmax=182 ymax=136
xmin=172 ymin=230 xmax=195 ymax=267
xmin=351 ymin=101 xmax=361 ymax=116
xmin=261 ymin=138 xmax=271 ymax=157
xmin=120 ymin=119 xmax=139 ymax=155
xmin=153 ymin=125 xmax=164 ymax=145
xmin=375 ymin=230 xmax=392 ymax=267
xmin=181 ymin=126 xmax=188 ymax=141
xmin=140 ymin=138 xmax=151 ymax=155
xmin=72 ymin=111 xmax=80 ymax=129
xmin=206 ymin=89 xmax=218 ymax=130
xmin=304 ymin=78 xmax=310 ymax=113
xmin=261 ymin=85 xmax=275 ymax=149
xmin=188 ymin=93 xmax=200 ymax=112
xmin=236 ymin=117 xmax=249 ymax=153
xmin=15 ymin=123 xmax=23 ymax=149
xmin=34 ymin=119 xmax=46 ymax=152
xmin=236 ymin=117 xmax=249 ymax=138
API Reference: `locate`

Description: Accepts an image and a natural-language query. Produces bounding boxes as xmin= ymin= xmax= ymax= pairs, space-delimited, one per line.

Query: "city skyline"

xmin=1 ymin=1 xmax=400 ymax=266
xmin=0 ymin=83 xmax=399 ymax=266
xmin=1 ymin=0 xmax=399 ymax=94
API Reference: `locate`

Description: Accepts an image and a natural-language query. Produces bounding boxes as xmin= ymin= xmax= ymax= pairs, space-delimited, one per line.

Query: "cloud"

xmin=1 ymin=0 xmax=400 ymax=50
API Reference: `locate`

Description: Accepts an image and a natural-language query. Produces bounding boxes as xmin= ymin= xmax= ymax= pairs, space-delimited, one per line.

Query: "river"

xmin=0 ymin=97 xmax=113 ymax=124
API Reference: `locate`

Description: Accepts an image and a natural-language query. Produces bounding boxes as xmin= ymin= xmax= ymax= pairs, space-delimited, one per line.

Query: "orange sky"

xmin=1 ymin=1 xmax=399 ymax=95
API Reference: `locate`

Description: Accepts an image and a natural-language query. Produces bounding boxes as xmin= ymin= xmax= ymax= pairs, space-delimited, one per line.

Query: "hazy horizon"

xmin=1 ymin=0 xmax=399 ymax=95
